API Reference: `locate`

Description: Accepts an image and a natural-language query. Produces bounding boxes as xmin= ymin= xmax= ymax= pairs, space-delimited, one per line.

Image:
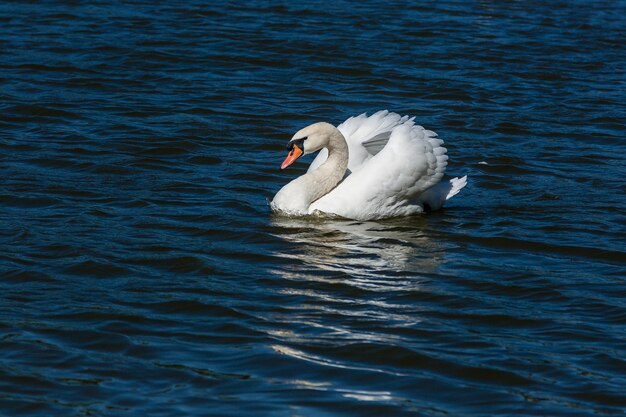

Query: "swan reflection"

xmin=267 ymin=216 xmax=447 ymax=362
xmin=269 ymin=216 xmax=445 ymax=289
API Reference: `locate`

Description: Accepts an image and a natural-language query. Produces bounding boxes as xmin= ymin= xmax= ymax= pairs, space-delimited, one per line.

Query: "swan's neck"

xmin=272 ymin=127 xmax=349 ymax=214
xmin=304 ymin=135 xmax=348 ymax=204
xmin=300 ymin=129 xmax=348 ymax=206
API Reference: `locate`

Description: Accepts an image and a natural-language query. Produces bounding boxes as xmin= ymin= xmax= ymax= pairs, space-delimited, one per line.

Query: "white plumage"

xmin=271 ymin=110 xmax=467 ymax=220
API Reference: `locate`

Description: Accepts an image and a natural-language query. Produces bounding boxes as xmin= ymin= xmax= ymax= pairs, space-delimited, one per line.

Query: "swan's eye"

xmin=287 ymin=138 xmax=306 ymax=151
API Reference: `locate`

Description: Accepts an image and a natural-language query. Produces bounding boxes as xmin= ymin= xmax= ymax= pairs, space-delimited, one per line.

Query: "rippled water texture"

xmin=1 ymin=1 xmax=625 ymax=416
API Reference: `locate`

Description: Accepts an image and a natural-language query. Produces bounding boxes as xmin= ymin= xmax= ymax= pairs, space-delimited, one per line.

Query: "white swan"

xmin=271 ymin=111 xmax=467 ymax=220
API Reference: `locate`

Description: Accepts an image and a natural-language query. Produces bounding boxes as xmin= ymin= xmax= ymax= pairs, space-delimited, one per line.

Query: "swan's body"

xmin=271 ymin=111 xmax=467 ymax=220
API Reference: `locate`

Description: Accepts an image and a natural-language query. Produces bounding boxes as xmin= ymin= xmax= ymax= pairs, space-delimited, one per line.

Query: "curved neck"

xmin=303 ymin=128 xmax=349 ymax=205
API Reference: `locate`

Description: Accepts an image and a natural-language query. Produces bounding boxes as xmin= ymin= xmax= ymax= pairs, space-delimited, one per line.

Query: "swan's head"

xmin=280 ymin=122 xmax=337 ymax=170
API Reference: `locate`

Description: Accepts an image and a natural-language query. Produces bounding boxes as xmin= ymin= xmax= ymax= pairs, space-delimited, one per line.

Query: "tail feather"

xmin=417 ymin=175 xmax=468 ymax=211
xmin=446 ymin=175 xmax=467 ymax=200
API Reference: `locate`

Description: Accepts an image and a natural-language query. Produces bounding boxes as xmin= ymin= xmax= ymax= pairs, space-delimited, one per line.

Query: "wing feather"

xmin=307 ymin=111 xmax=412 ymax=174
xmin=310 ymin=121 xmax=450 ymax=219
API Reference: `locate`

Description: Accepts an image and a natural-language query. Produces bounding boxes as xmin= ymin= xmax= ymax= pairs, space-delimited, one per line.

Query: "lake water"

xmin=1 ymin=1 xmax=625 ymax=416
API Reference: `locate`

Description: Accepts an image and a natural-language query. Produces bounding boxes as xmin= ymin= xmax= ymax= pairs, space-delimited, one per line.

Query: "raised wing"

xmin=309 ymin=121 xmax=449 ymax=220
xmin=307 ymin=110 xmax=413 ymax=174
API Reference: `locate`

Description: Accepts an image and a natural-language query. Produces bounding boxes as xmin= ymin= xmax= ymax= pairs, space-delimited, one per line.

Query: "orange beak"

xmin=280 ymin=144 xmax=303 ymax=170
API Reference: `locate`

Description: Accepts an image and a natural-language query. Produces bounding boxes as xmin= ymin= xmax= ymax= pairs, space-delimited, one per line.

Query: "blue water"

xmin=1 ymin=1 xmax=625 ymax=416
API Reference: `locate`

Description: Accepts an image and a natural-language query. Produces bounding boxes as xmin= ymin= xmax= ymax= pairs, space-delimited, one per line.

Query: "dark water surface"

xmin=1 ymin=1 xmax=625 ymax=416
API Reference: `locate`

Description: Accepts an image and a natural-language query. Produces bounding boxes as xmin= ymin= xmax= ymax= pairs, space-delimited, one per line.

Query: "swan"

xmin=271 ymin=110 xmax=467 ymax=220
